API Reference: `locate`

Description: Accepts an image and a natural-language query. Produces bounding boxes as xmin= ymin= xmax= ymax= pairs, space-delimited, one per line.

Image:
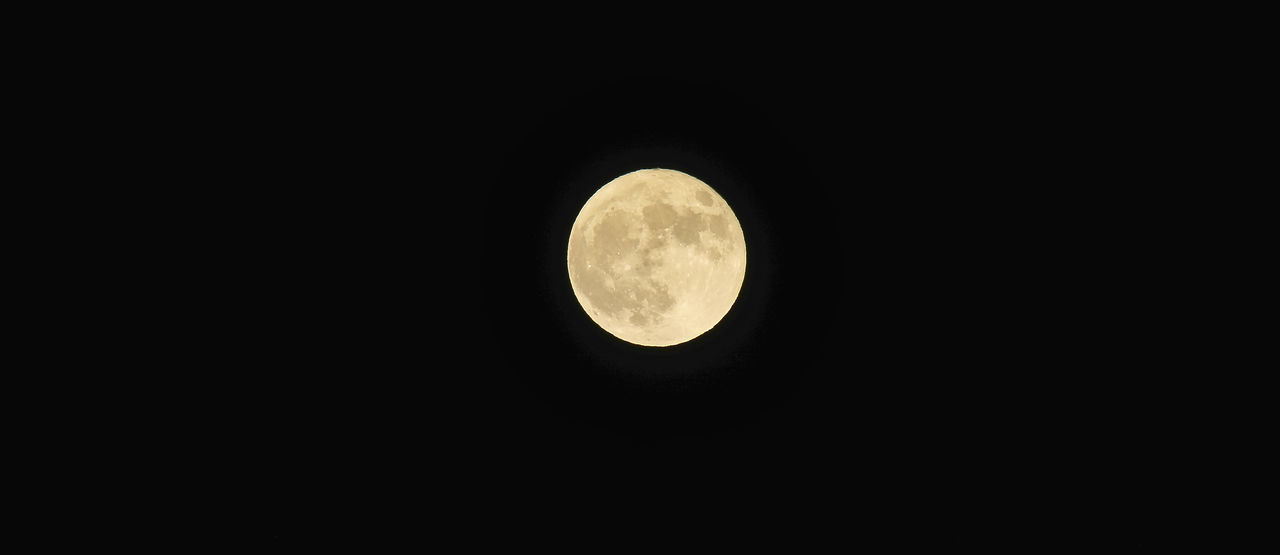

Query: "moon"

xmin=567 ymin=168 xmax=747 ymax=347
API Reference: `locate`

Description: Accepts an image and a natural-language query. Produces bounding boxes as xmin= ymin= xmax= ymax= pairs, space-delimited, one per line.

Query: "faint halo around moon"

xmin=566 ymin=168 xmax=747 ymax=347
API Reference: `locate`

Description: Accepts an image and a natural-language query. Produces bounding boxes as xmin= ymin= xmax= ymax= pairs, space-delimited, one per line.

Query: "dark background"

xmin=190 ymin=44 xmax=1189 ymax=546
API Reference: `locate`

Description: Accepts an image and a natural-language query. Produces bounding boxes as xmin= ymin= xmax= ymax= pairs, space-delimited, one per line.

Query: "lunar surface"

xmin=567 ymin=168 xmax=747 ymax=346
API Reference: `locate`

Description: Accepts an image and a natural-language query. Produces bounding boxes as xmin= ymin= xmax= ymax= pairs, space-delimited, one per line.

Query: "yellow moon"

xmin=567 ymin=168 xmax=747 ymax=346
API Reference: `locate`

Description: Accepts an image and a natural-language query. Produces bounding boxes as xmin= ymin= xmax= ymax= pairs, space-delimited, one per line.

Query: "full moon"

xmin=567 ymin=168 xmax=747 ymax=346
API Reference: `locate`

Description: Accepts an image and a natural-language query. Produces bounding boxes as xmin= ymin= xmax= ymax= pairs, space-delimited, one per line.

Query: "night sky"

xmin=217 ymin=57 xmax=1180 ymax=547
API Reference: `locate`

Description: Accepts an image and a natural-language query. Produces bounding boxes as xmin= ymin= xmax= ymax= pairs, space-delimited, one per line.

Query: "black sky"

xmin=207 ymin=44 xmax=1187 ymax=547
